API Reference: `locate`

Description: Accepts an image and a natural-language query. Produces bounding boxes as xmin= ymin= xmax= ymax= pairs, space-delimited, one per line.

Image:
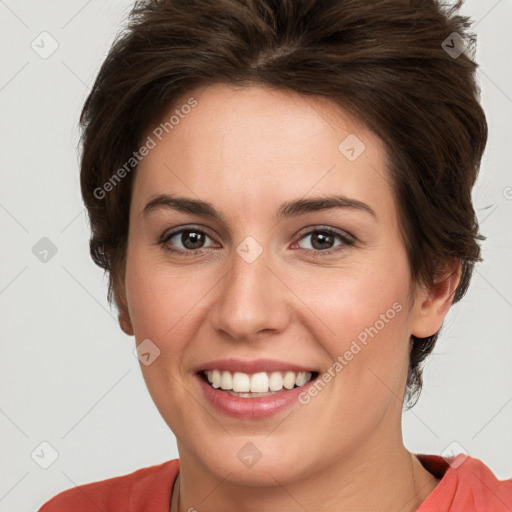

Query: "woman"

xmin=39 ymin=0 xmax=511 ymax=510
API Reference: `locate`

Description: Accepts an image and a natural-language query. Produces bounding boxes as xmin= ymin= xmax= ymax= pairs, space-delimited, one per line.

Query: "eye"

xmin=294 ymin=227 xmax=354 ymax=255
xmin=158 ymin=225 xmax=354 ymax=257
xmin=159 ymin=227 xmax=217 ymax=256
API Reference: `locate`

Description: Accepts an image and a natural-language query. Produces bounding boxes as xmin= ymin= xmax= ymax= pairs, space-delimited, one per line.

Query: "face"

xmin=121 ymin=83 xmax=432 ymax=486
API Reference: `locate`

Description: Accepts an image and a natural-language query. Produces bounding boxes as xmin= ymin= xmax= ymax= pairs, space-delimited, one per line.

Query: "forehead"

xmin=132 ymin=83 xmax=394 ymax=221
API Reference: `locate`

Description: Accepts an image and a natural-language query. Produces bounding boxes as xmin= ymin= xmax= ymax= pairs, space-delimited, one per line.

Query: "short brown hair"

xmin=79 ymin=0 xmax=487 ymax=408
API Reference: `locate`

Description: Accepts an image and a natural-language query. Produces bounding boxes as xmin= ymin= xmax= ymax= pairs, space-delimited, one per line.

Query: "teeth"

xmin=283 ymin=371 xmax=296 ymax=390
xmin=205 ymin=370 xmax=313 ymax=393
xmin=220 ymin=371 xmax=233 ymax=390
xmin=211 ymin=369 xmax=221 ymax=388
xmin=250 ymin=372 xmax=269 ymax=393
xmin=295 ymin=372 xmax=310 ymax=387
xmin=232 ymin=372 xmax=250 ymax=392
xmin=269 ymin=371 xmax=284 ymax=391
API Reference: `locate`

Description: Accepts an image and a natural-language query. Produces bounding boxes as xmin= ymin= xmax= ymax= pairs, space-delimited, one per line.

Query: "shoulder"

xmin=417 ymin=454 xmax=512 ymax=512
xmin=461 ymin=456 xmax=512 ymax=509
xmin=37 ymin=459 xmax=179 ymax=512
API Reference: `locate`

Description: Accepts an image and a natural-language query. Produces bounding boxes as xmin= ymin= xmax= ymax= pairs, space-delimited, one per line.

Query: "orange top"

xmin=38 ymin=454 xmax=512 ymax=511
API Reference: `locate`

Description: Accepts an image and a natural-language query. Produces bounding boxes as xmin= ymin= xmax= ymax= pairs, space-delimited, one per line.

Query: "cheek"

xmin=125 ymin=249 xmax=180 ymax=342
xmin=124 ymin=246 xmax=218 ymax=364
xmin=289 ymin=254 xmax=411 ymax=348
xmin=288 ymin=250 xmax=413 ymax=402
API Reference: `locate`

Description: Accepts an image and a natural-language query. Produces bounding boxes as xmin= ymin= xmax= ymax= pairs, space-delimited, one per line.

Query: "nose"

xmin=209 ymin=241 xmax=291 ymax=343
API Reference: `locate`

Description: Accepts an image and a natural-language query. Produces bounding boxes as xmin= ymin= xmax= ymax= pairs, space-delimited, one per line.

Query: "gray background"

xmin=0 ymin=1 xmax=511 ymax=510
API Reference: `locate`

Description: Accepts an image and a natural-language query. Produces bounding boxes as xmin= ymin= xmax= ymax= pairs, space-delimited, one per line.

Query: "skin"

xmin=118 ymin=83 xmax=460 ymax=512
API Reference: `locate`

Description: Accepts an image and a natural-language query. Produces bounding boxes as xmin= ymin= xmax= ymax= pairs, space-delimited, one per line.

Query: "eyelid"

xmin=161 ymin=224 xmax=354 ymax=241
xmin=295 ymin=224 xmax=355 ymax=243
xmin=159 ymin=224 xmax=355 ymax=255
xmin=292 ymin=225 xmax=355 ymax=254
xmin=160 ymin=225 xmax=218 ymax=247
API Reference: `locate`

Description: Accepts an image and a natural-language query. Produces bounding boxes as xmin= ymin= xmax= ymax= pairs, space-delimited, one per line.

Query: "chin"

xmin=182 ymin=429 xmax=325 ymax=488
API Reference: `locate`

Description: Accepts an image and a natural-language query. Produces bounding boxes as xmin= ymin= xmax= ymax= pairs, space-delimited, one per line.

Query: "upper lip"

xmin=194 ymin=358 xmax=318 ymax=375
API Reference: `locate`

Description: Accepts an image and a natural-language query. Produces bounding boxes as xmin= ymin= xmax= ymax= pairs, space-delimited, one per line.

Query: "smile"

xmin=195 ymin=358 xmax=320 ymax=418
xmin=203 ymin=370 xmax=316 ymax=396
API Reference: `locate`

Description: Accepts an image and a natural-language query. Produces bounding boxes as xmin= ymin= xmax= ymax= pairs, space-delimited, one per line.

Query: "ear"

xmin=119 ymin=306 xmax=134 ymax=336
xmin=115 ymin=276 xmax=134 ymax=336
xmin=410 ymin=260 xmax=461 ymax=338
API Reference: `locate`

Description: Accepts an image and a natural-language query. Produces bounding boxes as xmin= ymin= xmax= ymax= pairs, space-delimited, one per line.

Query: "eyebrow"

xmin=141 ymin=193 xmax=376 ymax=222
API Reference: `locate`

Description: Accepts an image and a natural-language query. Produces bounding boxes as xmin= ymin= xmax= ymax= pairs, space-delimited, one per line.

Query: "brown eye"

xmin=296 ymin=227 xmax=354 ymax=254
xmin=177 ymin=230 xmax=205 ymax=250
xmin=309 ymin=231 xmax=336 ymax=250
xmin=160 ymin=227 xmax=217 ymax=255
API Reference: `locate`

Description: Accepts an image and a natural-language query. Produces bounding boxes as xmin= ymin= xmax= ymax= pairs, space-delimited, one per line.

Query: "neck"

xmin=172 ymin=436 xmax=439 ymax=512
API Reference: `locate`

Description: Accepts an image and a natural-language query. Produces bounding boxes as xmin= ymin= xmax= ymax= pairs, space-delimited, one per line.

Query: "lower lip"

xmin=197 ymin=374 xmax=314 ymax=419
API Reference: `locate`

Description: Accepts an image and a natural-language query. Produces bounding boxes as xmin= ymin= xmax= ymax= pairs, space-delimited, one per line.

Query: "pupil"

xmin=183 ymin=231 xmax=204 ymax=249
xmin=312 ymin=232 xmax=333 ymax=250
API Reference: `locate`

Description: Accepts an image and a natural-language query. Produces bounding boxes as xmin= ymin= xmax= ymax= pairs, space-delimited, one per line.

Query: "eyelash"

xmin=158 ymin=225 xmax=354 ymax=258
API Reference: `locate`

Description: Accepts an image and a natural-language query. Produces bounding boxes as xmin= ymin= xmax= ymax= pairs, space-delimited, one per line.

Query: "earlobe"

xmin=119 ymin=308 xmax=134 ymax=336
xmin=115 ymin=272 xmax=134 ymax=336
xmin=117 ymin=289 xmax=134 ymax=336
xmin=410 ymin=260 xmax=461 ymax=339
